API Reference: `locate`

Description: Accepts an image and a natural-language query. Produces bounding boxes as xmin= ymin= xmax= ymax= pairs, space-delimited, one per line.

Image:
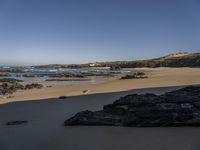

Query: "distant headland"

xmin=34 ymin=52 xmax=200 ymax=68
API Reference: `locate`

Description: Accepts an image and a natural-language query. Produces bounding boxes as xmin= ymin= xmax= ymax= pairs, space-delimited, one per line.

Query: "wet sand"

xmin=0 ymin=67 xmax=200 ymax=150
xmin=0 ymin=86 xmax=200 ymax=150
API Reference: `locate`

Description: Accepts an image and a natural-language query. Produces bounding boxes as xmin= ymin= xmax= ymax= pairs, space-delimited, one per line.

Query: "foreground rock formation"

xmin=64 ymin=86 xmax=200 ymax=127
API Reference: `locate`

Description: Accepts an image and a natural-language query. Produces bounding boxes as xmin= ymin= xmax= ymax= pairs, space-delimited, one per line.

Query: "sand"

xmin=0 ymin=86 xmax=200 ymax=150
xmin=1 ymin=67 xmax=200 ymax=103
xmin=0 ymin=67 xmax=200 ymax=150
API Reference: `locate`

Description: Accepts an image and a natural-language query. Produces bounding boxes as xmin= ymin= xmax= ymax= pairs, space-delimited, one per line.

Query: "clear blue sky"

xmin=0 ymin=0 xmax=200 ymax=65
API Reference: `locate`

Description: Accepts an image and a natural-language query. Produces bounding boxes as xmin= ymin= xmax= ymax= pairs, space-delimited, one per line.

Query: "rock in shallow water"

xmin=64 ymin=86 xmax=200 ymax=127
xmin=6 ymin=120 xmax=28 ymax=126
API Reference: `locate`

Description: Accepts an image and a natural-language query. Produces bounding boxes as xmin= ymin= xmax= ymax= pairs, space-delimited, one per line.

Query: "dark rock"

xmin=0 ymin=73 xmax=11 ymax=77
xmin=6 ymin=120 xmax=28 ymax=126
xmin=24 ymin=83 xmax=43 ymax=89
xmin=64 ymin=86 xmax=200 ymax=127
xmin=46 ymin=78 xmax=88 ymax=81
xmin=64 ymin=110 xmax=122 ymax=126
xmin=121 ymin=72 xmax=148 ymax=79
xmin=59 ymin=96 xmax=68 ymax=99
xmin=22 ymin=74 xmax=36 ymax=78
xmin=0 ymin=83 xmax=24 ymax=95
xmin=110 ymin=66 xmax=121 ymax=71
xmin=136 ymin=72 xmax=146 ymax=76
xmin=0 ymin=83 xmax=43 ymax=95
xmin=0 ymin=78 xmax=23 ymax=83
xmin=0 ymin=69 xmax=25 ymax=73
xmin=48 ymin=73 xmax=85 ymax=78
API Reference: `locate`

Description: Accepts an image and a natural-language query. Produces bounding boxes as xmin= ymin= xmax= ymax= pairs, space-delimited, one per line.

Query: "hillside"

xmin=95 ymin=52 xmax=200 ymax=68
xmin=35 ymin=52 xmax=200 ymax=68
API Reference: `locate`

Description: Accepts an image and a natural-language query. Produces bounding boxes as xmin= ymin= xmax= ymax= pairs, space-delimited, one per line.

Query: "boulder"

xmin=64 ymin=86 xmax=200 ymax=127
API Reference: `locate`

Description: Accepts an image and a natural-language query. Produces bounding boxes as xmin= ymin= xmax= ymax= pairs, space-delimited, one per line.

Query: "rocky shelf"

xmin=120 ymin=72 xmax=148 ymax=79
xmin=0 ymin=82 xmax=43 ymax=96
xmin=64 ymin=86 xmax=200 ymax=127
xmin=0 ymin=78 xmax=23 ymax=83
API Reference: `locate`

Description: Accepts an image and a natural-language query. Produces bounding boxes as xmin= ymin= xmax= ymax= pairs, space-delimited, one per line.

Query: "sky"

xmin=0 ymin=0 xmax=200 ymax=65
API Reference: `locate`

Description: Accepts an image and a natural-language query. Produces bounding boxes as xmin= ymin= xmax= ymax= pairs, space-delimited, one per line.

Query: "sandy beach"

xmin=1 ymin=67 xmax=200 ymax=103
xmin=1 ymin=0 xmax=200 ymax=149
xmin=0 ymin=86 xmax=200 ymax=150
xmin=0 ymin=67 xmax=200 ymax=150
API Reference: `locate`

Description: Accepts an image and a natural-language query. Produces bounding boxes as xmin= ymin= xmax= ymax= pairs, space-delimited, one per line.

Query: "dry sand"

xmin=2 ymin=67 xmax=200 ymax=103
xmin=0 ymin=86 xmax=200 ymax=150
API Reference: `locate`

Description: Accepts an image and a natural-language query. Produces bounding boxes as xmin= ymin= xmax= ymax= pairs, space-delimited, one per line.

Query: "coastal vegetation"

xmin=34 ymin=52 xmax=200 ymax=68
xmin=92 ymin=52 xmax=200 ymax=68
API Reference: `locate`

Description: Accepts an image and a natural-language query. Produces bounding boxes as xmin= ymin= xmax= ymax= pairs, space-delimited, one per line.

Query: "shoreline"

xmin=0 ymin=67 xmax=200 ymax=103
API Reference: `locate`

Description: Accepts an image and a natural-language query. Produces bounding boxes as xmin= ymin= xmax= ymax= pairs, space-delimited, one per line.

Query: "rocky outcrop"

xmin=24 ymin=83 xmax=43 ymax=89
xmin=0 ymin=69 xmax=25 ymax=73
xmin=121 ymin=72 xmax=148 ymax=79
xmin=0 ymin=73 xmax=11 ymax=77
xmin=0 ymin=83 xmax=43 ymax=96
xmin=0 ymin=83 xmax=24 ymax=95
xmin=48 ymin=73 xmax=84 ymax=78
xmin=22 ymin=74 xmax=36 ymax=78
xmin=0 ymin=78 xmax=23 ymax=83
xmin=64 ymin=86 xmax=200 ymax=127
